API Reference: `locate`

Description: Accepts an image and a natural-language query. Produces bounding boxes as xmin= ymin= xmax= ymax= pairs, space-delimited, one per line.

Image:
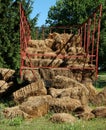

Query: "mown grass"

xmin=0 ymin=114 xmax=106 ymax=130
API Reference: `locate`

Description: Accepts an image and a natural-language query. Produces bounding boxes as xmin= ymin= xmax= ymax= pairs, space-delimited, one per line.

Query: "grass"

xmin=0 ymin=114 xmax=106 ymax=130
xmin=93 ymin=71 xmax=106 ymax=88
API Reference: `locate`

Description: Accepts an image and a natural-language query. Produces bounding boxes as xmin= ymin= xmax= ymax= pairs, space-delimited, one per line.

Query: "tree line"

xmin=0 ymin=0 xmax=106 ymax=73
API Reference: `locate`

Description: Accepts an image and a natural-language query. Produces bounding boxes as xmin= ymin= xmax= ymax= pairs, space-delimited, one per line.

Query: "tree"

xmin=0 ymin=0 xmax=38 ymax=70
xmin=46 ymin=0 xmax=106 ymax=67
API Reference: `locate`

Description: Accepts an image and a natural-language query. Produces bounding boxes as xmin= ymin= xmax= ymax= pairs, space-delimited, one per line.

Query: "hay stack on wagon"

xmin=2 ymin=32 xmax=105 ymax=122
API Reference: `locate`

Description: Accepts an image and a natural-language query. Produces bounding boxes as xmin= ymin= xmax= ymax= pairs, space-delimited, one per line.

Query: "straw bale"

xmin=70 ymin=34 xmax=81 ymax=47
xmin=39 ymin=68 xmax=54 ymax=80
xmin=25 ymin=58 xmax=40 ymax=67
xmin=96 ymin=87 xmax=106 ymax=105
xmin=28 ymin=40 xmax=39 ymax=48
xmin=82 ymin=78 xmax=97 ymax=101
xmin=22 ymin=69 xmax=41 ymax=82
xmin=28 ymin=40 xmax=52 ymax=52
xmin=50 ymin=113 xmax=76 ymax=123
xmin=3 ymin=106 xmax=30 ymax=119
xmin=51 ymin=75 xmax=74 ymax=89
xmin=91 ymin=87 xmax=106 ymax=106
xmin=26 ymin=58 xmax=63 ymax=68
xmin=43 ymin=52 xmax=57 ymax=59
xmin=0 ymin=68 xmax=15 ymax=81
xmin=92 ymin=106 xmax=106 ymax=118
xmin=49 ymin=97 xmax=82 ymax=113
xmin=81 ymin=70 xmax=96 ymax=81
xmin=67 ymin=47 xmax=77 ymax=55
xmin=51 ymin=87 xmax=88 ymax=106
xmin=61 ymin=33 xmax=72 ymax=44
xmin=13 ymin=79 xmax=47 ymax=104
xmin=0 ymin=80 xmax=10 ymax=95
xmin=45 ymin=38 xmax=54 ymax=48
xmin=48 ymin=87 xmax=88 ymax=103
xmin=76 ymin=47 xmax=85 ymax=55
xmin=25 ymin=47 xmax=37 ymax=55
xmin=72 ymin=70 xmax=83 ymax=82
xmin=51 ymin=75 xmax=88 ymax=90
xmin=48 ymin=32 xmax=57 ymax=39
xmin=76 ymin=112 xmax=95 ymax=120
xmin=39 ymin=59 xmax=63 ymax=67
xmin=53 ymin=68 xmax=73 ymax=78
xmin=19 ymin=95 xmax=51 ymax=118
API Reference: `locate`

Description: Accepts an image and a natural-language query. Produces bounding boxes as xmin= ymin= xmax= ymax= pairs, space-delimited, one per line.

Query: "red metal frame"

xmin=20 ymin=3 xmax=102 ymax=80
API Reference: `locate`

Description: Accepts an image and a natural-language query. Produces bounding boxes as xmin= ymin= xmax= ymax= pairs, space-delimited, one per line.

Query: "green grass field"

xmin=0 ymin=114 xmax=106 ymax=130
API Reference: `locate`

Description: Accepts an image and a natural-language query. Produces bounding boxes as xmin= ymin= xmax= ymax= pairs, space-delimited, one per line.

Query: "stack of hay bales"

xmin=0 ymin=68 xmax=15 ymax=97
xmin=23 ymin=32 xmax=95 ymax=82
xmin=2 ymin=32 xmax=103 ymax=122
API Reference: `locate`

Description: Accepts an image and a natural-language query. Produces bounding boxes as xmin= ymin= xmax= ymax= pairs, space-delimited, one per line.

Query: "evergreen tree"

xmin=0 ymin=0 xmax=38 ymax=70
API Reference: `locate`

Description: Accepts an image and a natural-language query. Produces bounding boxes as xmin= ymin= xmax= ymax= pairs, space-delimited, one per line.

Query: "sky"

xmin=30 ymin=0 xmax=57 ymax=26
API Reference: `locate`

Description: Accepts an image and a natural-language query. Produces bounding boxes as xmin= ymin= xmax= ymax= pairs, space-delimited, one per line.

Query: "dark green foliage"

xmin=0 ymin=0 xmax=38 ymax=70
xmin=46 ymin=0 xmax=106 ymax=67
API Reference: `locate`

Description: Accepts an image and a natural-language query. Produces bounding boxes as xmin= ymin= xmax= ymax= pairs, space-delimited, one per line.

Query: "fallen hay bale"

xmin=76 ymin=112 xmax=95 ymax=120
xmin=50 ymin=113 xmax=76 ymax=123
xmin=92 ymin=106 xmax=106 ymax=118
xmin=0 ymin=68 xmax=15 ymax=81
xmin=19 ymin=95 xmax=51 ymax=118
xmin=13 ymin=79 xmax=47 ymax=104
xmin=48 ymin=87 xmax=89 ymax=106
xmin=0 ymin=80 xmax=10 ymax=96
xmin=82 ymin=78 xmax=97 ymax=102
xmin=49 ymin=97 xmax=82 ymax=113
xmin=91 ymin=87 xmax=106 ymax=106
xmin=22 ymin=69 xmax=41 ymax=82
xmin=3 ymin=106 xmax=30 ymax=119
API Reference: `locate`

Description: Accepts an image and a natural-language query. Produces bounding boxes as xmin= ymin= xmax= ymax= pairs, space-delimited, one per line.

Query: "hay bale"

xmin=50 ymin=113 xmax=76 ymax=123
xmin=70 ymin=34 xmax=81 ymax=47
xmin=51 ymin=75 xmax=75 ymax=89
xmin=49 ymin=97 xmax=82 ymax=113
xmin=19 ymin=95 xmax=51 ymax=118
xmin=43 ymin=52 xmax=57 ymax=59
xmin=48 ymin=87 xmax=88 ymax=105
xmin=13 ymin=79 xmax=47 ymax=104
xmin=0 ymin=68 xmax=15 ymax=81
xmin=91 ymin=87 xmax=106 ymax=106
xmin=3 ymin=106 xmax=30 ymax=119
xmin=72 ymin=70 xmax=83 ymax=82
xmin=82 ymin=78 xmax=97 ymax=102
xmin=39 ymin=68 xmax=55 ymax=80
xmin=0 ymin=80 xmax=10 ymax=95
xmin=76 ymin=112 xmax=95 ymax=120
xmin=45 ymin=39 xmax=54 ymax=48
xmin=22 ymin=69 xmax=41 ymax=82
xmin=40 ymin=59 xmax=63 ymax=67
xmin=92 ymin=106 xmax=106 ymax=118
xmin=96 ymin=87 xmax=106 ymax=105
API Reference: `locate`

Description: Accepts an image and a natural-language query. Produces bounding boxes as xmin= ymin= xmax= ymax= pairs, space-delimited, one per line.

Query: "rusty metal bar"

xmin=96 ymin=4 xmax=102 ymax=78
xmin=86 ymin=18 xmax=91 ymax=55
